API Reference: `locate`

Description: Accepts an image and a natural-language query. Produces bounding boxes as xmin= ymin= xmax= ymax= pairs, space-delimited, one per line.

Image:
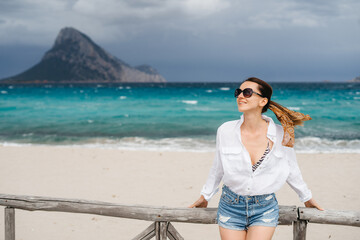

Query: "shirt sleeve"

xmin=286 ymin=147 xmax=312 ymax=202
xmin=200 ymin=127 xmax=224 ymax=202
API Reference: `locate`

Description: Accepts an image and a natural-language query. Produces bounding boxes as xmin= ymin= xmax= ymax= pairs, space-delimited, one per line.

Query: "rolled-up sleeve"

xmin=286 ymin=147 xmax=312 ymax=202
xmin=200 ymin=127 xmax=224 ymax=201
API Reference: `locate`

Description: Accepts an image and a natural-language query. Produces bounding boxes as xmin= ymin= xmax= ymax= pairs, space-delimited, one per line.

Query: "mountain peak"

xmin=54 ymin=27 xmax=88 ymax=46
xmin=0 ymin=27 xmax=167 ymax=84
xmin=44 ymin=27 xmax=111 ymax=63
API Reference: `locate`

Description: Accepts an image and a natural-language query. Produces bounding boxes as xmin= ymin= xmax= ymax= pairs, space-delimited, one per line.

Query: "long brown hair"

xmin=242 ymin=77 xmax=311 ymax=147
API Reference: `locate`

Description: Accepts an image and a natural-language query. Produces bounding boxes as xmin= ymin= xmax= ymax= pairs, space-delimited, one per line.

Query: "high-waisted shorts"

xmin=216 ymin=184 xmax=279 ymax=231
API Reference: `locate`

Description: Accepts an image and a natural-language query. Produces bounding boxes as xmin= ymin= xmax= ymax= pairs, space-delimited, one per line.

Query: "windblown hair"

xmin=243 ymin=77 xmax=312 ymax=147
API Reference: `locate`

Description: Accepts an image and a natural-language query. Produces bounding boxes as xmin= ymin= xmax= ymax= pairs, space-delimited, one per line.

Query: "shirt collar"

xmin=237 ymin=114 xmax=277 ymax=142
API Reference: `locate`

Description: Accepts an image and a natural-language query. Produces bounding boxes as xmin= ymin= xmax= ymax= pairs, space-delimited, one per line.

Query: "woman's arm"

xmin=199 ymin=127 xmax=224 ymax=201
xmin=286 ymin=147 xmax=324 ymax=210
xmin=188 ymin=127 xmax=224 ymax=208
xmin=286 ymin=147 xmax=312 ymax=202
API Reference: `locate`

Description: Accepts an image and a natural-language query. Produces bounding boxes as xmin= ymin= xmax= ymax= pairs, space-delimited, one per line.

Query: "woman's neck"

xmin=241 ymin=112 xmax=267 ymax=133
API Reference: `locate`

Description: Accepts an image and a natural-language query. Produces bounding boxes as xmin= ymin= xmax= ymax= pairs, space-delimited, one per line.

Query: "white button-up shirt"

xmin=200 ymin=114 xmax=312 ymax=203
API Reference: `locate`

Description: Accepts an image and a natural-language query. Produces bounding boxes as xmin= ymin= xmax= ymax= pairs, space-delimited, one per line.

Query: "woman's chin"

xmin=237 ymin=106 xmax=247 ymax=112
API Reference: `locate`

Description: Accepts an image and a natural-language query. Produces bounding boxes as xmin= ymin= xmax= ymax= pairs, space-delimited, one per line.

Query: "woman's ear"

xmin=259 ymin=97 xmax=268 ymax=107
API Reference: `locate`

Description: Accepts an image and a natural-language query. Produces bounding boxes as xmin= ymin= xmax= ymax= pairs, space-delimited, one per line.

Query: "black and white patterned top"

xmin=252 ymin=139 xmax=270 ymax=172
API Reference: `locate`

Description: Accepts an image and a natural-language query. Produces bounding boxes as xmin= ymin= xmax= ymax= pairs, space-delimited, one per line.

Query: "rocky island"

xmin=0 ymin=27 xmax=166 ymax=84
xmin=348 ymin=76 xmax=360 ymax=83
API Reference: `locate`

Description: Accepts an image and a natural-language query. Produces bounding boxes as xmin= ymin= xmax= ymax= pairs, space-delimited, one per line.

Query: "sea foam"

xmin=1 ymin=136 xmax=359 ymax=153
xmin=181 ymin=100 xmax=198 ymax=105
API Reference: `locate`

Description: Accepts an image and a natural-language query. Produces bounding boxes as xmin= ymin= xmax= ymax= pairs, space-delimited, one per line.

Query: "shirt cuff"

xmin=299 ymin=190 xmax=312 ymax=202
xmin=200 ymin=186 xmax=219 ymax=202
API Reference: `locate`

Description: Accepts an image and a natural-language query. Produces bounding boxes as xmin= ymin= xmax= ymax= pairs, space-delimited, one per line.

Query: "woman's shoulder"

xmin=271 ymin=121 xmax=295 ymax=149
xmin=274 ymin=124 xmax=295 ymax=150
xmin=274 ymin=123 xmax=284 ymax=135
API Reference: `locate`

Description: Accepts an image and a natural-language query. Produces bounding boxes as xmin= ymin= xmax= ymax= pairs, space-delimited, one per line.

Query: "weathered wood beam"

xmin=157 ymin=222 xmax=168 ymax=240
xmin=155 ymin=222 xmax=160 ymax=240
xmin=5 ymin=207 xmax=15 ymax=240
xmin=0 ymin=194 xmax=298 ymax=225
xmin=298 ymin=207 xmax=360 ymax=227
xmin=1 ymin=193 xmax=359 ymax=240
xmin=132 ymin=222 xmax=156 ymax=240
xmin=279 ymin=205 xmax=297 ymax=225
xmin=167 ymin=222 xmax=184 ymax=240
xmin=293 ymin=220 xmax=307 ymax=240
xmin=0 ymin=194 xmax=215 ymax=224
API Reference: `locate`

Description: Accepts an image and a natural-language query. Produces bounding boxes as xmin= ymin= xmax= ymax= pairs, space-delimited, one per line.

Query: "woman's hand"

xmin=304 ymin=198 xmax=324 ymax=211
xmin=188 ymin=195 xmax=208 ymax=208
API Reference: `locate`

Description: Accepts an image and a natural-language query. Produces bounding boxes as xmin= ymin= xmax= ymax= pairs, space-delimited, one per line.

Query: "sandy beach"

xmin=0 ymin=145 xmax=359 ymax=239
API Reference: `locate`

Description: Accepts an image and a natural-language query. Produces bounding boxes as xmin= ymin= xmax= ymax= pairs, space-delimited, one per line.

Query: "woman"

xmin=188 ymin=77 xmax=323 ymax=240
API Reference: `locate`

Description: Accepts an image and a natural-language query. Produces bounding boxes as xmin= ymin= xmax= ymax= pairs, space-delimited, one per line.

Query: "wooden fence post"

xmin=132 ymin=222 xmax=156 ymax=240
xmin=167 ymin=223 xmax=184 ymax=240
xmin=293 ymin=220 xmax=307 ymax=240
xmin=5 ymin=207 xmax=15 ymax=240
xmin=155 ymin=222 xmax=169 ymax=240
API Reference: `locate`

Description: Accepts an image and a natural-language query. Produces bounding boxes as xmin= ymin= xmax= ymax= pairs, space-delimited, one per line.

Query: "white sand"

xmin=0 ymin=145 xmax=359 ymax=239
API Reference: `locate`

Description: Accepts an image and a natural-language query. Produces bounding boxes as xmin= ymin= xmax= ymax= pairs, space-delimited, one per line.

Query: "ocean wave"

xmin=1 ymin=136 xmax=359 ymax=153
xmin=185 ymin=107 xmax=219 ymax=111
xmin=181 ymin=100 xmax=198 ymax=105
xmin=294 ymin=137 xmax=360 ymax=153
xmin=219 ymin=87 xmax=230 ymax=91
xmin=288 ymin=107 xmax=300 ymax=111
xmin=0 ymin=137 xmax=215 ymax=152
xmin=22 ymin=133 xmax=34 ymax=136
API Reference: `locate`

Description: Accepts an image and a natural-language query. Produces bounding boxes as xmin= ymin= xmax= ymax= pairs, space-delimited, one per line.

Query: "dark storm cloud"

xmin=0 ymin=0 xmax=358 ymax=43
xmin=0 ymin=0 xmax=359 ymax=81
xmin=0 ymin=0 xmax=23 ymax=13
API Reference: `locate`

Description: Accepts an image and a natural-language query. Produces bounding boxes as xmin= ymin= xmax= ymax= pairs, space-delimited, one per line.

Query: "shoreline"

xmin=1 ymin=138 xmax=360 ymax=154
xmin=0 ymin=145 xmax=359 ymax=239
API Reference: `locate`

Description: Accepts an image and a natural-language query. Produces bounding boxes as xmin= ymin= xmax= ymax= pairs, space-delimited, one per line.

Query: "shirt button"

xmin=247 ymin=187 xmax=250 ymax=190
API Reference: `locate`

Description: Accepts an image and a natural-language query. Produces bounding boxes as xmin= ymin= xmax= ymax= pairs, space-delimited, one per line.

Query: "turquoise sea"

xmin=0 ymin=82 xmax=359 ymax=153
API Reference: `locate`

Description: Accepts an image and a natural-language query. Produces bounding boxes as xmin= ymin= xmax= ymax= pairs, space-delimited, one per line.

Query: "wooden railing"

xmin=0 ymin=194 xmax=359 ymax=240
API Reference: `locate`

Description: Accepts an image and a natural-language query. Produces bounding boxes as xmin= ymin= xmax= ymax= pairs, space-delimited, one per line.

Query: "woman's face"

xmin=236 ymin=81 xmax=267 ymax=113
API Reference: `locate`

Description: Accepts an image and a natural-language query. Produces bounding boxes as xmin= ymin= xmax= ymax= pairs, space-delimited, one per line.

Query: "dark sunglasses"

xmin=234 ymin=88 xmax=264 ymax=98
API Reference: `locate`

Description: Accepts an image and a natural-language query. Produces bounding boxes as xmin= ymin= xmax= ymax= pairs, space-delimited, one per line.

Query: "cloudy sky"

xmin=0 ymin=0 xmax=359 ymax=82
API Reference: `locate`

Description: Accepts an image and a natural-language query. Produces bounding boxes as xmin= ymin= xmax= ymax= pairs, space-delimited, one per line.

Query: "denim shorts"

xmin=216 ymin=185 xmax=279 ymax=231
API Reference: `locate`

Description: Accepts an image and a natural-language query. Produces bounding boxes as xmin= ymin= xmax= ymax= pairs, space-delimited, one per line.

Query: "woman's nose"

xmin=237 ymin=92 xmax=245 ymax=98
